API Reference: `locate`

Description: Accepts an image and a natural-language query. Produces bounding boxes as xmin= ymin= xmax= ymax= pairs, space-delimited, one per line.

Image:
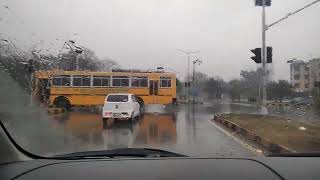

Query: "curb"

xmin=212 ymin=115 xmax=294 ymax=154
xmin=47 ymin=108 xmax=66 ymax=115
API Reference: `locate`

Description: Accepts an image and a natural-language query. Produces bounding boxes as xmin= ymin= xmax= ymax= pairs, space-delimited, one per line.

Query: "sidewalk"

xmin=215 ymin=114 xmax=320 ymax=153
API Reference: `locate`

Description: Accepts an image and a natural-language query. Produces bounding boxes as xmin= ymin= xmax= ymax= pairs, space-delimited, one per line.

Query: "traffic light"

xmin=267 ymin=46 xmax=272 ymax=63
xmin=255 ymin=0 xmax=271 ymax=6
xmin=251 ymin=48 xmax=262 ymax=64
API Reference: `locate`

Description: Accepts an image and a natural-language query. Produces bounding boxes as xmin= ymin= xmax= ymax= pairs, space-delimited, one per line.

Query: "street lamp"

xmin=177 ymin=49 xmax=200 ymax=102
xmin=65 ymin=40 xmax=83 ymax=71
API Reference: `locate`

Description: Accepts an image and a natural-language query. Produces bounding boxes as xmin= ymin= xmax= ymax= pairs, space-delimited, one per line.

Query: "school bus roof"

xmin=33 ymin=70 xmax=176 ymax=79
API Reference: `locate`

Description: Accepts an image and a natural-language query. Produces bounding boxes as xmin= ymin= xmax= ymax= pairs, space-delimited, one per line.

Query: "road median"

xmin=212 ymin=114 xmax=320 ymax=154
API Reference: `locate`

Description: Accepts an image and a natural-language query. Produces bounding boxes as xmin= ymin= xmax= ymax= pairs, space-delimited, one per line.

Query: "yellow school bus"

xmin=32 ymin=69 xmax=176 ymax=108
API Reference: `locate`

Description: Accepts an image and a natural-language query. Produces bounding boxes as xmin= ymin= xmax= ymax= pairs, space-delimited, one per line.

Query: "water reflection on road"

xmin=54 ymin=110 xmax=178 ymax=153
xmin=53 ymin=102 xmax=255 ymax=157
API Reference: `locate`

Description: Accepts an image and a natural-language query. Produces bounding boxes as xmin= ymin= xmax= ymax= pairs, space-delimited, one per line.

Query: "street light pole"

xmin=192 ymin=59 xmax=195 ymax=103
xmin=66 ymin=40 xmax=83 ymax=71
xmin=76 ymin=54 xmax=79 ymax=71
xmin=177 ymin=49 xmax=200 ymax=102
xmin=192 ymin=59 xmax=202 ymax=103
xmin=187 ymin=55 xmax=190 ymax=101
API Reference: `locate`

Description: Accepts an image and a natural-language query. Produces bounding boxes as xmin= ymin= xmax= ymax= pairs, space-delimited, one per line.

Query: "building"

xmin=308 ymin=58 xmax=320 ymax=90
xmin=288 ymin=60 xmax=309 ymax=93
xmin=288 ymin=58 xmax=320 ymax=93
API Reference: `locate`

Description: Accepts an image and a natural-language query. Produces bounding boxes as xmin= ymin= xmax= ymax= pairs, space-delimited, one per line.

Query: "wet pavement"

xmin=51 ymin=102 xmax=268 ymax=157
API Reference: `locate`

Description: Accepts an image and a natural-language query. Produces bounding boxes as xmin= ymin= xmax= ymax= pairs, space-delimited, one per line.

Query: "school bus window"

xmin=62 ymin=77 xmax=71 ymax=86
xmin=93 ymin=76 xmax=110 ymax=87
xmin=52 ymin=77 xmax=61 ymax=86
xmin=160 ymin=77 xmax=171 ymax=88
xmin=131 ymin=76 xmax=148 ymax=87
xmin=112 ymin=76 xmax=129 ymax=87
xmin=52 ymin=75 xmax=71 ymax=86
xmin=73 ymin=75 xmax=91 ymax=86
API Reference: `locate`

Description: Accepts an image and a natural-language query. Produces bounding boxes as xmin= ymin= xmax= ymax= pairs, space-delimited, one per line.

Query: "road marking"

xmin=208 ymin=119 xmax=264 ymax=157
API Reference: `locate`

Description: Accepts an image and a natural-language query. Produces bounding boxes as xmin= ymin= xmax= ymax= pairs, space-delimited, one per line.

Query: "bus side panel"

xmin=127 ymin=88 xmax=149 ymax=96
xmin=139 ymin=96 xmax=173 ymax=105
xmin=50 ymin=95 xmax=107 ymax=106
xmin=50 ymin=87 xmax=130 ymax=95
xmin=50 ymin=95 xmax=173 ymax=106
xmin=50 ymin=88 xmax=151 ymax=106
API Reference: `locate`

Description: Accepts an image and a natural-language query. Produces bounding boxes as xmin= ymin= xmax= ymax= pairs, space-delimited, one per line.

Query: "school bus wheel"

xmin=53 ymin=96 xmax=71 ymax=109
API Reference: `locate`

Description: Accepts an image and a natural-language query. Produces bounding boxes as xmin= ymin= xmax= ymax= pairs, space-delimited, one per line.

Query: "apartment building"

xmin=288 ymin=58 xmax=320 ymax=93
xmin=308 ymin=58 xmax=320 ymax=90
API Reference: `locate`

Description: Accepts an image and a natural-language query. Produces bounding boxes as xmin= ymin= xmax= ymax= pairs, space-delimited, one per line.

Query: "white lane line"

xmin=208 ymin=119 xmax=264 ymax=157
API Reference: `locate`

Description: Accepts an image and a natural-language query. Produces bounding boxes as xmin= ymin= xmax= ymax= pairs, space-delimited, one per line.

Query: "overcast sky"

xmin=1 ymin=0 xmax=320 ymax=80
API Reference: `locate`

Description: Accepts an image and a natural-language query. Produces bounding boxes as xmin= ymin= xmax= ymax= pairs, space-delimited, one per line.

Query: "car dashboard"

xmin=1 ymin=157 xmax=320 ymax=180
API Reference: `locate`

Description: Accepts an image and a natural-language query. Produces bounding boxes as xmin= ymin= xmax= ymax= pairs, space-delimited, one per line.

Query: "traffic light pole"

xmin=255 ymin=0 xmax=320 ymax=106
xmin=261 ymin=0 xmax=267 ymax=106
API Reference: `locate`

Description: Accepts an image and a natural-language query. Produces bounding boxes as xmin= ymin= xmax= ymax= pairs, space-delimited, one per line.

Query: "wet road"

xmin=52 ymin=102 xmax=266 ymax=157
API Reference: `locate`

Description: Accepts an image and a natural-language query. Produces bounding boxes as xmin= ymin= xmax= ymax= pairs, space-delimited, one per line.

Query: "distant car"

xmin=102 ymin=93 xmax=141 ymax=122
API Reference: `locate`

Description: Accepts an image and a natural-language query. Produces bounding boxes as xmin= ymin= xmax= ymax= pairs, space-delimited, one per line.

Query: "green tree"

xmin=176 ymin=78 xmax=183 ymax=93
xmin=240 ymin=69 xmax=263 ymax=101
xmin=228 ymin=79 xmax=244 ymax=101
xmin=58 ymin=48 xmax=100 ymax=71
xmin=204 ymin=77 xmax=228 ymax=99
xmin=98 ymin=58 xmax=120 ymax=71
xmin=312 ymin=89 xmax=320 ymax=108
xmin=267 ymin=80 xmax=292 ymax=102
xmin=56 ymin=48 xmax=119 ymax=71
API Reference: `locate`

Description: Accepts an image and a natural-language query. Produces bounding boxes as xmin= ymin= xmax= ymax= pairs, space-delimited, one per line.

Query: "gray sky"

xmin=1 ymin=0 xmax=320 ymax=80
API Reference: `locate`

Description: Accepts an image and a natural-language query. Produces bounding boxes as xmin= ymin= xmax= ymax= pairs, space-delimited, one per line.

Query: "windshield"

xmin=1 ymin=0 xmax=320 ymax=159
xmin=107 ymin=95 xmax=129 ymax=102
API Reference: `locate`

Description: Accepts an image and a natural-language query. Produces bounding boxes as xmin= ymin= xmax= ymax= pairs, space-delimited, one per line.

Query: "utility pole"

xmin=177 ymin=49 xmax=200 ymax=102
xmin=192 ymin=59 xmax=202 ymax=103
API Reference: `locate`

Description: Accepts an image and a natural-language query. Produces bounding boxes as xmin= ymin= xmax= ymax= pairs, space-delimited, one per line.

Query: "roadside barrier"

xmin=231 ymin=101 xmax=257 ymax=105
xmin=232 ymin=101 xmax=291 ymax=107
xmin=267 ymin=102 xmax=291 ymax=106
xmin=47 ymin=108 xmax=66 ymax=115
xmin=213 ymin=115 xmax=293 ymax=154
